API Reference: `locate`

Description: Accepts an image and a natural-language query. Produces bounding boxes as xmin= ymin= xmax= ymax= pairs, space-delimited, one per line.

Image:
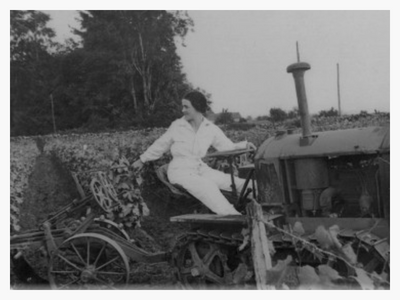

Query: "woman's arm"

xmin=133 ymin=123 xmax=175 ymax=170
xmin=211 ymin=125 xmax=249 ymax=152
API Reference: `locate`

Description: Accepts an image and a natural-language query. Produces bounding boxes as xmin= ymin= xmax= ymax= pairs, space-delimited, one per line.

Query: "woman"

xmin=133 ymin=91 xmax=255 ymax=215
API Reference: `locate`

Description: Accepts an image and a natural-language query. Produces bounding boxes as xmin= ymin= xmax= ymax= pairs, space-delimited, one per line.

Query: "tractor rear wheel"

xmin=173 ymin=234 xmax=253 ymax=289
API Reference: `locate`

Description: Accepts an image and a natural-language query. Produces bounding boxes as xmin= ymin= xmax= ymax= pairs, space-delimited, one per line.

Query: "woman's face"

xmin=182 ymin=99 xmax=200 ymax=121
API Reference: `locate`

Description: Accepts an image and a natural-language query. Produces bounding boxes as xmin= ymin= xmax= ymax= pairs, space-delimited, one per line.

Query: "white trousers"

xmin=168 ymin=164 xmax=245 ymax=215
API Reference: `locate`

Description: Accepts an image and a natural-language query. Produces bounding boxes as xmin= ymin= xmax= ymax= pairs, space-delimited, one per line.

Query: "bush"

xmin=215 ymin=109 xmax=234 ymax=125
xmin=287 ymin=107 xmax=299 ymax=119
xmin=270 ymin=108 xmax=287 ymax=123
xmin=256 ymin=115 xmax=269 ymax=121
xmin=226 ymin=123 xmax=256 ymax=131
xmin=318 ymin=107 xmax=339 ymax=118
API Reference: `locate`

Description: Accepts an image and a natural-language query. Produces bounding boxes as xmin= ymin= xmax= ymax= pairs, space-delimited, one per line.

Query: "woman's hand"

xmin=132 ymin=158 xmax=144 ymax=171
xmin=247 ymin=142 xmax=257 ymax=151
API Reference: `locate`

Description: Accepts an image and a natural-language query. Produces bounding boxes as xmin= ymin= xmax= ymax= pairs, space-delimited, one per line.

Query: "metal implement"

xmin=10 ymin=175 xmax=169 ymax=290
xmin=171 ymin=229 xmax=252 ymax=289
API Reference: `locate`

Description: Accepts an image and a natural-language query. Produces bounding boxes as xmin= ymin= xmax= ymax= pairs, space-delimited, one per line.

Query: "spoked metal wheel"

xmin=93 ymin=218 xmax=130 ymax=241
xmin=90 ymin=172 xmax=119 ymax=213
xmin=175 ymin=240 xmax=250 ymax=289
xmin=49 ymin=233 xmax=130 ymax=289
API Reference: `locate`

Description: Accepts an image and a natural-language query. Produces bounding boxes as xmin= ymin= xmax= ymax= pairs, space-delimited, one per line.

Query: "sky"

xmin=42 ymin=10 xmax=389 ymax=118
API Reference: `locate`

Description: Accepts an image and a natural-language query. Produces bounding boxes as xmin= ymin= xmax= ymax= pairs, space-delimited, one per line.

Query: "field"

xmin=10 ymin=113 xmax=390 ymax=289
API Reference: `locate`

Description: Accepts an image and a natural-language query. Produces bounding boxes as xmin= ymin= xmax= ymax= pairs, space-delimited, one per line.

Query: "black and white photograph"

xmin=8 ymin=4 xmax=393 ymax=293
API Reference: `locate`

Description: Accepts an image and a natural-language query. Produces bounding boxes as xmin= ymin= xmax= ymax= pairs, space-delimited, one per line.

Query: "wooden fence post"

xmin=246 ymin=200 xmax=275 ymax=290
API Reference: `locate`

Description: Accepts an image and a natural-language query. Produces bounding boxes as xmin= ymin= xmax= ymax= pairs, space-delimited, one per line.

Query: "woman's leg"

xmin=168 ymin=170 xmax=240 ymax=215
xmin=200 ymin=166 xmax=246 ymax=192
xmin=200 ymin=166 xmax=257 ymax=200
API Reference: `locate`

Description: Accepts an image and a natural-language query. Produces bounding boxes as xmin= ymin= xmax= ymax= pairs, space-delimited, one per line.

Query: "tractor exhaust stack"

xmin=287 ymin=61 xmax=312 ymax=140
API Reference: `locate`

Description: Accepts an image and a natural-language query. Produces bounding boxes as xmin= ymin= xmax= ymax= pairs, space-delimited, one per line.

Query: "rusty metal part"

xmin=48 ymin=233 xmax=130 ymax=289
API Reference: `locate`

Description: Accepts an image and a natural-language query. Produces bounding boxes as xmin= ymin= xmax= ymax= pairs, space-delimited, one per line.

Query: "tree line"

xmin=216 ymin=107 xmax=340 ymax=125
xmin=256 ymin=107 xmax=340 ymax=124
xmin=215 ymin=106 xmax=387 ymax=127
xmin=10 ymin=10 xmax=199 ymax=136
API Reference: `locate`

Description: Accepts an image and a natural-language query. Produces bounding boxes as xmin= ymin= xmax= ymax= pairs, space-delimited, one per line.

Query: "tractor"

xmin=165 ymin=60 xmax=390 ymax=288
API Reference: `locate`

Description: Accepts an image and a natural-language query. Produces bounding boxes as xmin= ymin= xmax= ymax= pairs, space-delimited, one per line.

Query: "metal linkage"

xmin=40 ymin=195 xmax=93 ymax=229
xmin=171 ymin=228 xmax=253 ymax=288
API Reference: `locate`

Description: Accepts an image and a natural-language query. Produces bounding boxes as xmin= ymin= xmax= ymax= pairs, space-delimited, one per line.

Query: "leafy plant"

xmin=102 ymin=156 xmax=150 ymax=228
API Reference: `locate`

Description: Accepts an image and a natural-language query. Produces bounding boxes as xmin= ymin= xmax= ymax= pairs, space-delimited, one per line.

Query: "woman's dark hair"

xmin=183 ymin=91 xmax=209 ymax=114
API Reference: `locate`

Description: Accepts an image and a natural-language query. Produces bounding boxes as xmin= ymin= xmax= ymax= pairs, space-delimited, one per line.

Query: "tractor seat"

xmin=155 ymin=164 xmax=238 ymax=206
xmin=155 ymin=164 xmax=193 ymax=199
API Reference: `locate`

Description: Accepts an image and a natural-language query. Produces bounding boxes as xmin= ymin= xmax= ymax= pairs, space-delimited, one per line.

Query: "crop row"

xmin=10 ymin=114 xmax=389 ymax=232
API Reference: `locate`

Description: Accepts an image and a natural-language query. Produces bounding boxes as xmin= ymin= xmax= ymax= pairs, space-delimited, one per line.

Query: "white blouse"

xmin=140 ymin=117 xmax=247 ymax=171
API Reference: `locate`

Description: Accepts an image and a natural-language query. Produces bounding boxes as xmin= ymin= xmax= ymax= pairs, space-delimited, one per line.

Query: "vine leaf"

xmin=371 ymin=271 xmax=388 ymax=287
xmin=141 ymin=202 xmax=150 ymax=216
xmin=119 ymin=182 xmax=130 ymax=190
xmin=315 ymin=225 xmax=342 ymax=250
xmin=267 ymin=256 xmax=292 ymax=288
xmin=131 ymin=205 xmax=140 ymax=216
xmin=297 ymin=265 xmax=320 ymax=288
xmin=135 ymin=174 xmax=143 ymax=186
xmin=292 ymin=221 xmax=305 ymax=236
xmin=317 ymin=264 xmax=342 ymax=284
xmin=121 ymin=203 xmax=134 ymax=217
xmin=352 ymin=267 xmax=374 ymax=290
xmin=340 ymin=243 xmax=358 ymax=265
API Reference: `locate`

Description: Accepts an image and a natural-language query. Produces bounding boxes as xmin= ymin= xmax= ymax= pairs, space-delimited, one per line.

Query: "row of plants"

xmin=10 ymin=113 xmax=389 ymax=232
xmin=10 ymin=128 xmax=168 ymax=232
